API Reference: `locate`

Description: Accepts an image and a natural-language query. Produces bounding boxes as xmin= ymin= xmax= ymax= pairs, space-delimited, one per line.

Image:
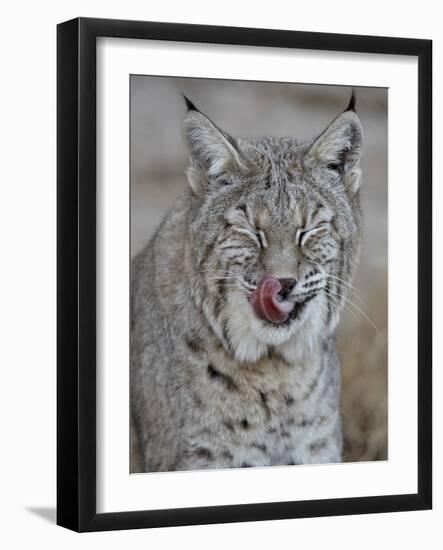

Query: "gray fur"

xmin=131 ymin=95 xmax=363 ymax=471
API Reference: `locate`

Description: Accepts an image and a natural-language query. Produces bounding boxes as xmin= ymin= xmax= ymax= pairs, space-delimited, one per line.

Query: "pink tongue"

xmin=250 ymin=275 xmax=295 ymax=324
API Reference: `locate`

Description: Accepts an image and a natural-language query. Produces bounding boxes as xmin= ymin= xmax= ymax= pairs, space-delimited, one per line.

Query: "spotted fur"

xmin=131 ymin=93 xmax=363 ymax=471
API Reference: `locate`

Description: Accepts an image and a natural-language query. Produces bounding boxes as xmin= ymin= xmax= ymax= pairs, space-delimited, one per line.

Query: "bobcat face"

xmin=184 ymin=96 xmax=363 ymax=362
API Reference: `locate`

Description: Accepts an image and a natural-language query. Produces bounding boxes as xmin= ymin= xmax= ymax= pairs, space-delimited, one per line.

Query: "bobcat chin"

xmin=131 ymin=93 xmax=363 ymax=472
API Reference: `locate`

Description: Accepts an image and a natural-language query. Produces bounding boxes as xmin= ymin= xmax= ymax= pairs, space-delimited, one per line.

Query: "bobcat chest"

xmin=183 ymin=353 xmax=332 ymax=468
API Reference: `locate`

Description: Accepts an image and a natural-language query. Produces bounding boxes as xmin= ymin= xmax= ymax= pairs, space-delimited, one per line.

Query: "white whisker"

xmin=325 ymin=280 xmax=366 ymax=306
xmin=325 ymin=274 xmax=367 ymax=299
xmin=323 ymin=288 xmax=382 ymax=336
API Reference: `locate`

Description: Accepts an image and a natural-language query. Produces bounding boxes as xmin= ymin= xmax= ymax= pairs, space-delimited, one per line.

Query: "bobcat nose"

xmin=277 ymin=277 xmax=297 ymax=299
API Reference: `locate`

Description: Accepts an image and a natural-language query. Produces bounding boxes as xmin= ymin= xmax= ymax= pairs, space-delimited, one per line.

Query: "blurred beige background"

xmin=131 ymin=76 xmax=388 ymax=463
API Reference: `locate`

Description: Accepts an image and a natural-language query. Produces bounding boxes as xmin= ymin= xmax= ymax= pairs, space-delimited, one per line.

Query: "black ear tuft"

xmin=345 ymin=90 xmax=357 ymax=112
xmin=182 ymin=94 xmax=199 ymax=113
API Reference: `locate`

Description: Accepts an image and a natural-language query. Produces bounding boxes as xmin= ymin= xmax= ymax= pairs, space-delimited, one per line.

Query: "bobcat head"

xmin=183 ymin=93 xmax=363 ymax=363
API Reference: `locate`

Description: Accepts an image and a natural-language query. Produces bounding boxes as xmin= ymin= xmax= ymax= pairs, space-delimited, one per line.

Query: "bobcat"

xmin=131 ymin=92 xmax=363 ymax=472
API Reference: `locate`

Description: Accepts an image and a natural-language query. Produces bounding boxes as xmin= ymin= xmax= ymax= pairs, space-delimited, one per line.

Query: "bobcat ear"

xmin=182 ymin=96 xmax=248 ymax=194
xmin=306 ymin=92 xmax=363 ymax=195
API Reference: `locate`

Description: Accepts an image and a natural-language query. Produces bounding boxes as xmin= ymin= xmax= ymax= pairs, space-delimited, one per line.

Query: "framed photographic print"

xmin=57 ymin=17 xmax=432 ymax=532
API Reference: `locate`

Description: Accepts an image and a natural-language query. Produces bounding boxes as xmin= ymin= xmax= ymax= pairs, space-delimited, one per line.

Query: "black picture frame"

xmin=57 ymin=17 xmax=432 ymax=532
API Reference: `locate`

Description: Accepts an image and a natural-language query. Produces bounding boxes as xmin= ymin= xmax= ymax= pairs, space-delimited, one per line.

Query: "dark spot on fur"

xmin=267 ymin=346 xmax=291 ymax=366
xmin=193 ymin=447 xmax=214 ymax=460
xmin=207 ymin=364 xmax=238 ymax=391
xmin=303 ymin=378 xmax=319 ymax=402
xmin=284 ymin=395 xmax=295 ymax=406
xmin=213 ymin=281 xmax=225 ymax=318
xmin=192 ymin=393 xmax=203 ymax=408
xmin=309 ymin=438 xmax=328 ymax=453
xmin=223 ymin=420 xmax=235 ymax=432
xmin=303 ymin=376 xmax=319 ymax=401
xmin=259 ymin=391 xmax=271 ymax=419
xmin=241 ymin=462 xmax=252 ymax=468
xmin=251 ymin=442 xmax=267 ymax=453
xmin=241 ymin=418 xmax=250 ymax=429
xmin=185 ymin=333 xmax=204 ymax=354
xmin=279 ymin=354 xmax=292 ymax=367
xmin=281 ymin=430 xmax=291 ymax=438
xmin=214 ymin=338 xmax=224 ymax=351
xmin=221 ymin=450 xmax=234 ymax=460
xmin=303 ymin=294 xmax=316 ymax=305
xmin=267 ymin=427 xmax=277 ymax=434
xmin=302 ymin=358 xmax=326 ymax=400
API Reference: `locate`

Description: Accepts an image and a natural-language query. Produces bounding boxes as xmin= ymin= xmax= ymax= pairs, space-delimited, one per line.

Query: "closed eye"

xmin=297 ymin=223 xmax=330 ymax=247
xmin=256 ymin=229 xmax=267 ymax=249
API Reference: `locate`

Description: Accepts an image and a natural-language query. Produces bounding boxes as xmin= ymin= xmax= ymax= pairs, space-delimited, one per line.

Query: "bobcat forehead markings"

xmin=131 ymin=92 xmax=363 ymax=471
